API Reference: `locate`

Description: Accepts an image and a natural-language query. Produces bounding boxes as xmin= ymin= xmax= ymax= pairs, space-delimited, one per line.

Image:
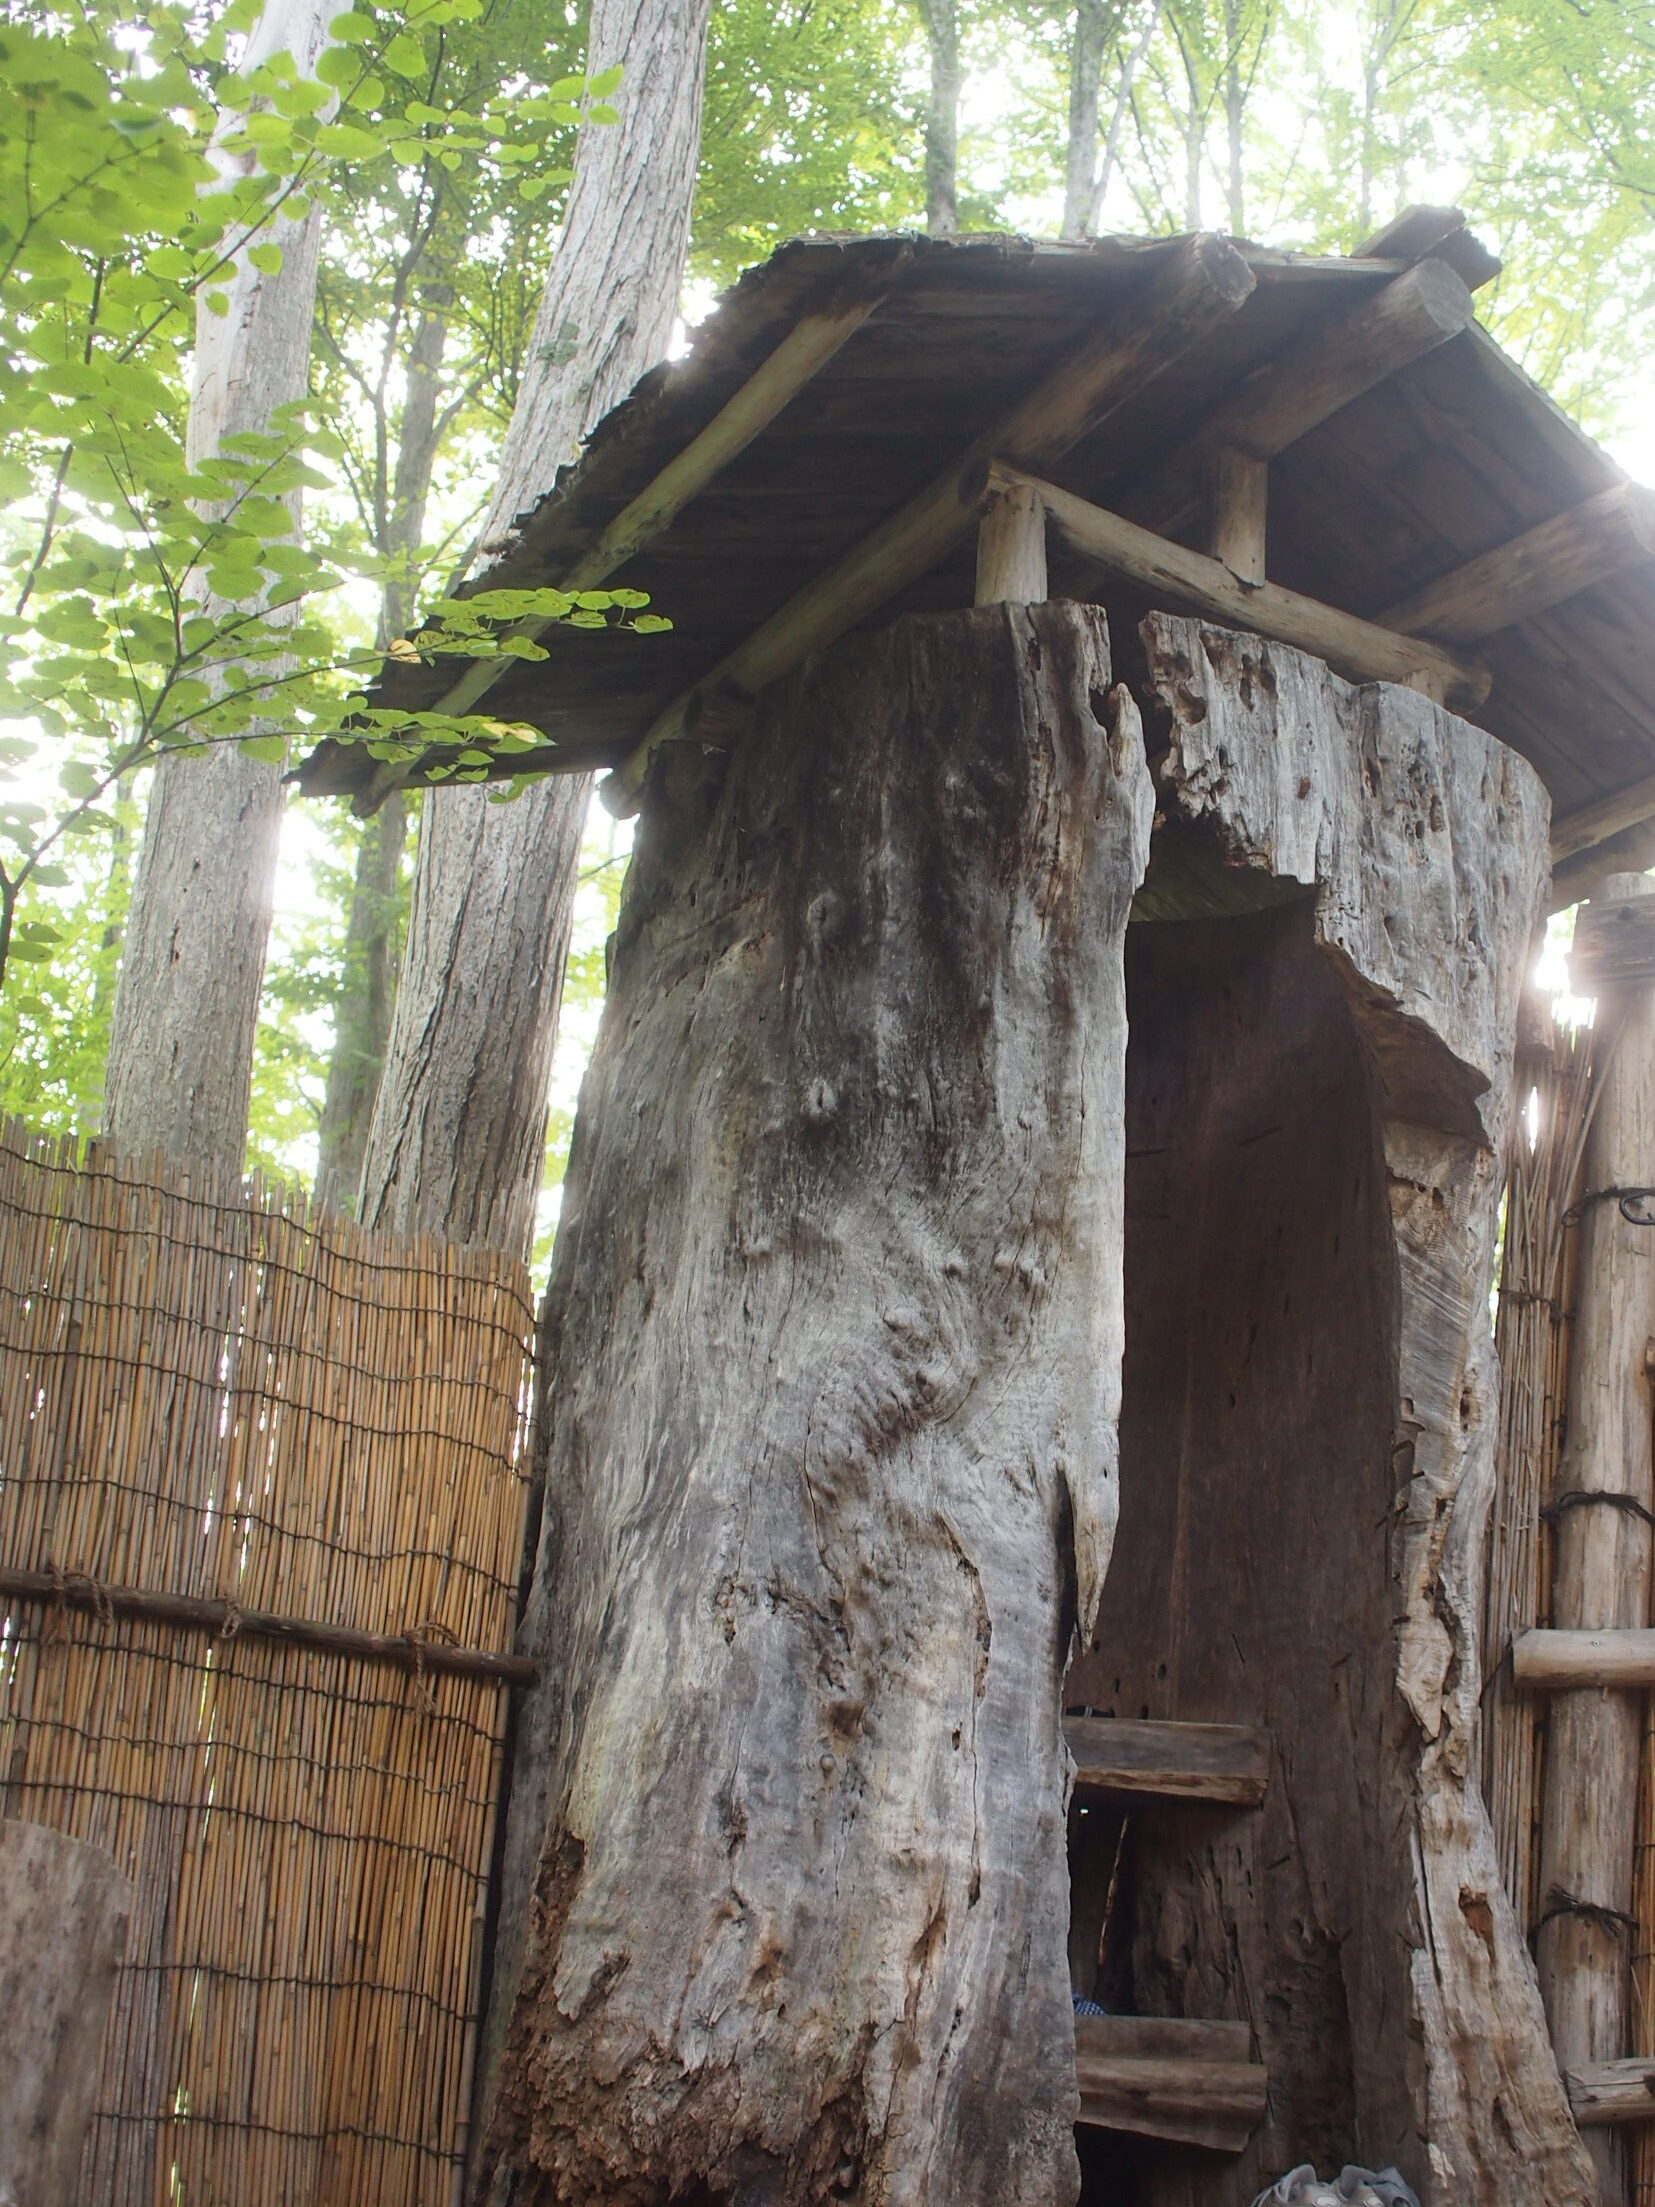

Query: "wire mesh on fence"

xmin=0 ymin=1122 xmax=534 ymax=2207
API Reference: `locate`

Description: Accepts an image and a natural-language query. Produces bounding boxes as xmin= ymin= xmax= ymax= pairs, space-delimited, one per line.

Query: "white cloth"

xmin=1250 ymin=2168 xmax=1420 ymax=2207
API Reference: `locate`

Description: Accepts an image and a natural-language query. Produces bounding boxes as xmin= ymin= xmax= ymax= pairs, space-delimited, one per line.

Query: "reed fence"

xmin=0 ymin=1121 xmax=534 ymax=2207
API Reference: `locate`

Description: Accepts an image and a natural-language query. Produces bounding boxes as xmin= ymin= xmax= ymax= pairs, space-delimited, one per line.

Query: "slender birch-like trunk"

xmin=355 ymin=0 xmax=711 ymax=1257
xmin=102 ymin=0 xmax=333 ymax=1173
xmin=916 ymin=0 xmax=962 ymax=236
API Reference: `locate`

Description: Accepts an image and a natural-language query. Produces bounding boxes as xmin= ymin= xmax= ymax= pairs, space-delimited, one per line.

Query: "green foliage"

xmin=0 ymin=0 xmax=631 ymax=996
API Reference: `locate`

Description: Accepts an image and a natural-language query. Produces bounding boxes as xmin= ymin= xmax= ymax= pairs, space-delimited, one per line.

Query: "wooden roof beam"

xmin=355 ymin=289 xmax=889 ymax=792
xmin=1381 ymin=481 xmax=1655 ymax=643
xmin=605 ymin=232 xmax=1257 ymax=810
xmin=1011 ymin=465 xmax=1491 ymax=709
xmin=1131 ymin=258 xmax=1474 ymax=542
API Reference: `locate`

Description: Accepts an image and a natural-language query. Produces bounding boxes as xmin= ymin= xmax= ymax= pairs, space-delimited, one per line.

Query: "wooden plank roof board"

xmin=294 ymin=225 xmax=1655 ymax=834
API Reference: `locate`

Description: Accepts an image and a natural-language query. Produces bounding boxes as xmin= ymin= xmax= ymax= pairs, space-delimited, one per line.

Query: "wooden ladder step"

xmin=1565 ymin=2056 xmax=1655 ymax=2128
xmin=1514 ymin=1627 xmax=1655 ymax=1688
xmin=1074 ymin=2014 xmax=1267 ymax=2153
xmin=1064 ymin=1714 xmax=1270 ymax=1808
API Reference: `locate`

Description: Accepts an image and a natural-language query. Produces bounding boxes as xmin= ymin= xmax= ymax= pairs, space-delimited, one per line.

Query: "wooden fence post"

xmin=0 ymin=1819 xmax=130 ymax=2207
xmin=1536 ymin=871 xmax=1655 ymax=2207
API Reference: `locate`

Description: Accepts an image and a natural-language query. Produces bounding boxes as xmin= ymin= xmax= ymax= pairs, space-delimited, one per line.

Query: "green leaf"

xmin=328 ymin=11 xmax=376 ymax=40
xmin=246 ymin=242 xmax=283 ymax=275
xmin=382 ymin=32 xmax=426 ymax=76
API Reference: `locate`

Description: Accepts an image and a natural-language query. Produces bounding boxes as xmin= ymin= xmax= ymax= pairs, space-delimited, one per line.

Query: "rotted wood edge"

xmin=0 ymin=1565 xmax=538 ymax=1685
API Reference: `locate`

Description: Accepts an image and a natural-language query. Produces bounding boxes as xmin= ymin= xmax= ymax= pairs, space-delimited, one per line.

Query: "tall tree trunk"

xmin=1222 ymin=0 xmax=1246 ymax=233
xmin=473 ymin=602 xmax=1152 ymax=2206
xmin=312 ymin=301 xmax=445 ymax=1204
xmin=356 ymin=0 xmax=712 ymax=1256
xmin=917 ymin=0 xmax=962 ymax=237
xmin=314 ymin=792 xmax=408 ymax=1213
xmin=1087 ymin=0 xmax=1164 ymax=236
xmin=102 ymin=0 xmax=332 ymax=1173
xmin=1061 ymin=0 xmax=1108 ymax=242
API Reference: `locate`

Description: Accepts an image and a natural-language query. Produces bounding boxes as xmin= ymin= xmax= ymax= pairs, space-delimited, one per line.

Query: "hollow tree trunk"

xmin=1064 ymin=615 xmax=1591 ymax=2207
xmin=102 ymin=0 xmax=333 ymax=1173
xmin=472 ymin=602 xmax=1152 ymax=2205
xmin=357 ymin=0 xmax=711 ymax=1254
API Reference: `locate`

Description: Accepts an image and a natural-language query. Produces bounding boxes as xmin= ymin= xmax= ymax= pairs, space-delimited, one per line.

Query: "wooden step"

xmin=1064 ymin=1714 xmax=1270 ymax=1808
xmin=1074 ymin=2013 xmax=1267 ymax=2153
xmin=1565 ymin=2055 xmax=1655 ymax=2128
xmin=1513 ymin=1627 xmax=1655 ymax=1689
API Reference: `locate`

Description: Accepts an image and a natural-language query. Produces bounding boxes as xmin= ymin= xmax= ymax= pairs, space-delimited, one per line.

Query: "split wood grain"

xmin=1064 ymin=1714 xmax=1269 ymax=1806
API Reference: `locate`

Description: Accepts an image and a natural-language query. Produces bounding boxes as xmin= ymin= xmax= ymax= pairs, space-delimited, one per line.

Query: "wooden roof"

xmin=296 ymin=223 xmax=1655 ymax=888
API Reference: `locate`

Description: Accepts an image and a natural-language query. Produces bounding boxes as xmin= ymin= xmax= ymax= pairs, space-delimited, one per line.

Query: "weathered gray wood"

xmin=473 ymin=604 xmax=1152 ymax=2205
xmin=1015 ymin=464 xmax=1490 ymax=707
xmin=1552 ymin=770 xmax=1655 ymax=870
xmin=609 ymin=232 xmax=1256 ymax=805
xmin=1516 ymin=1629 xmax=1655 ymax=1687
xmin=1566 ymin=2057 xmax=1655 ymax=2128
xmin=1568 ymin=881 xmax=1655 ymax=994
xmin=0 ymin=1819 xmax=131 ymax=2206
xmin=1065 ymin=1715 xmax=1269 ymax=1806
xmin=1536 ymin=872 xmax=1655 ymax=2207
xmin=1064 ymin=615 xmax=1589 ymax=2207
xmin=975 ymin=478 xmax=1048 ymax=605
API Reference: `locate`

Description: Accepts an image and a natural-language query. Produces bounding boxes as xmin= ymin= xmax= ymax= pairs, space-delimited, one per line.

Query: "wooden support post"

xmin=974 ymin=479 xmax=1047 ymax=604
xmin=1206 ymin=447 xmax=1267 ymax=581
xmin=1535 ymin=871 xmax=1655 ymax=2207
xmin=0 ymin=1820 xmax=131 ymax=2206
xmin=1006 ymin=463 xmax=1491 ymax=709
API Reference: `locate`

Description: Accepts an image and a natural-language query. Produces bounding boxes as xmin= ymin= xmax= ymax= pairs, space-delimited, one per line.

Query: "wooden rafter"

xmin=1006 ymin=464 xmax=1491 ymax=708
xmin=1382 ymin=482 xmax=1655 ymax=643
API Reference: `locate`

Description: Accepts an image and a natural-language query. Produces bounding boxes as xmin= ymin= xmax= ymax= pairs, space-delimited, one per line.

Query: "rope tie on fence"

xmin=1541 ymin=1488 xmax=1655 ymax=1533
xmin=1533 ymin=1889 xmax=1639 ymax=1943
xmin=405 ymin=1619 xmax=461 ymax=1715
xmin=44 ymin=1558 xmax=113 ymax=1643
xmin=1562 ymin=1184 xmax=1655 ymax=1228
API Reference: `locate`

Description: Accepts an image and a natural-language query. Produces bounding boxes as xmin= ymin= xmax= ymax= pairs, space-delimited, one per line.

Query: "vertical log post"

xmin=1205 ymin=446 xmax=1267 ymax=582
xmin=0 ymin=1820 xmax=131 ymax=2205
xmin=974 ymin=478 xmax=1048 ymax=605
xmin=1536 ymin=871 xmax=1655 ymax=2207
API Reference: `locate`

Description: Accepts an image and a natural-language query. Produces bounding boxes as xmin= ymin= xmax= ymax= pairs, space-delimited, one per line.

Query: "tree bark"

xmin=1061 ymin=0 xmax=1107 ymax=242
xmin=314 ymin=791 xmax=408 ymax=1215
xmin=1063 ymin=615 xmax=1592 ymax=2207
xmin=916 ymin=0 xmax=962 ymax=238
xmin=0 ymin=1820 xmax=131 ymax=2206
xmin=357 ymin=0 xmax=711 ymax=1254
xmin=102 ymin=0 xmax=333 ymax=1174
xmin=472 ymin=602 xmax=1152 ymax=2205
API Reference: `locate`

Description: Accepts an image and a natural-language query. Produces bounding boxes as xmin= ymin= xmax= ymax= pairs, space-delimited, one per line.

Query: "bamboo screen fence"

xmin=0 ymin=1122 xmax=535 ymax=2207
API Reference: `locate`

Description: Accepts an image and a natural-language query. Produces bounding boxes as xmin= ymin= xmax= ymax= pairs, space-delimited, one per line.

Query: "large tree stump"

xmin=1063 ymin=616 xmax=1593 ymax=2207
xmin=0 ymin=1819 xmax=130 ymax=2206
xmin=475 ymin=603 xmax=1152 ymax=2206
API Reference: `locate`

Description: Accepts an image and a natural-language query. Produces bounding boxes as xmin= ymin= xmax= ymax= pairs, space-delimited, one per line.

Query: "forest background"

xmin=4 ymin=0 xmax=1652 ymax=1276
